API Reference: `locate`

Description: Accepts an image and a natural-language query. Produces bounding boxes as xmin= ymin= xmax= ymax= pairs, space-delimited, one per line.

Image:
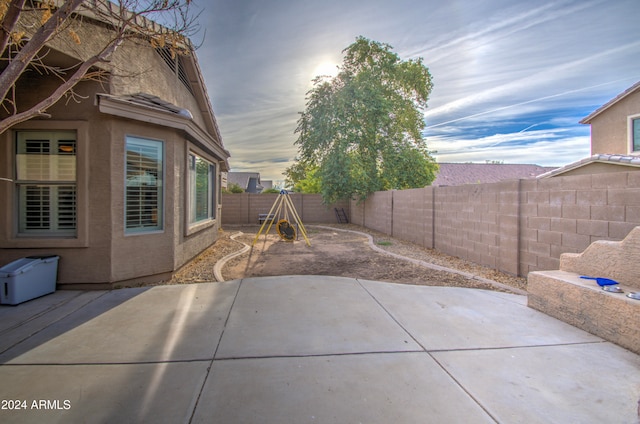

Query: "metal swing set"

xmin=252 ymin=190 xmax=311 ymax=246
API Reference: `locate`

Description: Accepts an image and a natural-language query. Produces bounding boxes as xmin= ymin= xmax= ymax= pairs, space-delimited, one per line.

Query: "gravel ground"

xmin=166 ymin=224 xmax=527 ymax=294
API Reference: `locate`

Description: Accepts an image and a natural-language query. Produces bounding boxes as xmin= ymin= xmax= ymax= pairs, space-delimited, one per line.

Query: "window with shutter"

xmin=15 ymin=131 xmax=77 ymax=236
xmin=125 ymin=136 xmax=163 ymax=233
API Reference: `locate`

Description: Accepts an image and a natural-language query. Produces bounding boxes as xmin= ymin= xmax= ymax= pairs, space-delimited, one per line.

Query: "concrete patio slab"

xmin=215 ymin=275 xmax=421 ymax=358
xmin=0 ymin=276 xmax=638 ymax=423
xmin=0 ymin=291 xmax=106 ymax=354
xmin=193 ymin=352 xmax=494 ymax=424
xmin=0 ymin=290 xmax=91 ymax=333
xmin=0 ymin=361 xmax=208 ymax=424
xmin=361 ymin=280 xmax=603 ymax=350
xmin=432 ymin=342 xmax=640 ymax=424
xmin=0 ymin=282 xmax=239 ymax=364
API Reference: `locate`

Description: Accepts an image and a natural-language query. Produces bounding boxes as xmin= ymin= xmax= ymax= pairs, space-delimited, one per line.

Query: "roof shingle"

xmin=432 ymin=163 xmax=556 ymax=187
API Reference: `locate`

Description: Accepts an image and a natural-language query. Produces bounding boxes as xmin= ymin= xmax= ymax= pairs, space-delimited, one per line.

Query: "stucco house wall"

xmin=0 ymin=9 xmax=229 ymax=288
xmin=538 ymin=82 xmax=640 ymax=179
xmin=582 ymin=82 xmax=640 ymax=156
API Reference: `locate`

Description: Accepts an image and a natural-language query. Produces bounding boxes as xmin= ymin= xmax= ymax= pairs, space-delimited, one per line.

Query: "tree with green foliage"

xmin=261 ymin=188 xmax=281 ymax=194
xmin=290 ymin=36 xmax=438 ymax=203
xmin=222 ymin=183 xmax=244 ymax=194
xmin=284 ymin=159 xmax=321 ymax=193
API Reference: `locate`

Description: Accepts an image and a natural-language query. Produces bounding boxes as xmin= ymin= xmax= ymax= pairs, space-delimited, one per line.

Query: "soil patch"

xmin=168 ymin=225 xmax=526 ymax=294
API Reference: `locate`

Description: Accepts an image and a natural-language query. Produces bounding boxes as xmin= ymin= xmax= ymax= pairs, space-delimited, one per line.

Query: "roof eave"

xmin=580 ymin=80 xmax=640 ymax=124
xmin=182 ymin=52 xmax=224 ymax=143
xmin=537 ymin=154 xmax=640 ymax=178
xmin=97 ymin=94 xmax=230 ymax=170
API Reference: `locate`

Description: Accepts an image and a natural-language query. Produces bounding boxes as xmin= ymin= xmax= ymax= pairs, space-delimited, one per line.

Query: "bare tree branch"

xmin=0 ymin=0 xmax=198 ymax=134
xmin=0 ymin=0 xmax=86 ymax=103
xmin=0 ymin=0 xmax=27 ymax=55
xmin=0 ymin=36 xmax=121 ymax=133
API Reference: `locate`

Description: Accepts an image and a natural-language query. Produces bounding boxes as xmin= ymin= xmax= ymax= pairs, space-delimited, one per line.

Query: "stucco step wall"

xmin=560 ymin=226 xmax=640 ymax=290
xmin=528 ymin=270 xmax=640 ymax=355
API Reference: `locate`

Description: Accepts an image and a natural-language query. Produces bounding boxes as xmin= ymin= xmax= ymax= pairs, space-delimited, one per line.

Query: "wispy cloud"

xmin=429 ymin=129 xmax=591 ymax=166
xmin=202 ymin=0 xmax=640 ymax=182
xmin=408 ymin=0 xmax=600 ymax=63
xmin=424 ymin=76 xmax=639 ymax=129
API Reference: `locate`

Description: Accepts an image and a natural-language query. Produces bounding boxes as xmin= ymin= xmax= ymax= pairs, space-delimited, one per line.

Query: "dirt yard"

xmin=167 ymin=224 xmax=527 ymax=294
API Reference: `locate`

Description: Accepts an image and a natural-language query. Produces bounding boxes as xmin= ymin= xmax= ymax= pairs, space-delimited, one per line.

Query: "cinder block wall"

xmin=221 ymin=173 xmax=639 ymax=277
xmin=363 ymin=191 xmax=393 ymax=234
xmin=434 ymin=180 xmax=520 ymax=275
xmin=221 ymin=193 xmax=251 ymax=225
xmin=301 ymin=194 xmax=348 ymax=223
xmin=350 ymin=200 xmax=365 ymax=226
xmin=351 ymin=172 xmax=640 ymax=277
xmin=392 ymin=188 xmax=433 ymax=248
xmin=221 ymin=194 xmax=350 ymax=225
xmin=519 ymin=172 xmax=640 ymax=276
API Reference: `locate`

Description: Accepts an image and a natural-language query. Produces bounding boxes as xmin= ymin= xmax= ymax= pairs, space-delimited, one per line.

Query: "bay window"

xmin=189 ymin=152 xmax=216 ymax=224
xmin=126 ymin=136 xmax=163 ymax=233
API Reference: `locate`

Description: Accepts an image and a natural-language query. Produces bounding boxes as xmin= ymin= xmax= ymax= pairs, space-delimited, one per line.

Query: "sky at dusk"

xmin=195 ymin=0 xmax=640 ymax=184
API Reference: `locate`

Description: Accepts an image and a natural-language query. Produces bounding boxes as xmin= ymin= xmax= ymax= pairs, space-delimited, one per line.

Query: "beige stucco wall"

xmin=589 ymin=89 xmax=640 ymax=156
xmin=107 ymin=38 xmax=209 ymax=132
xmin=15 ymin=7 xmax=210 ymax=133
xmin=0 ymin=109 xmax=224 ymax=287
xmin=560 ymin=226 xmax=640 ymax=290
xmin=0 ymin=19 xmax=226 ymax=288
xmin=100 ymin=117 xmax=223 ymax=287
xmin=107 ymin=119 xmax=178 ymax=284
xmin=0 ymin=77 xmax=114 ymax=286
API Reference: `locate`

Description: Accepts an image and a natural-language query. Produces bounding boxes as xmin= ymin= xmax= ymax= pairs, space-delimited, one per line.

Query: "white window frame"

xmin=15 ymin=130 xmax=77 ymax=236
xmin=125 ymin=136 xmax=164 ymax=234
xmin=188 ymin=152 xmax=216 ymax=226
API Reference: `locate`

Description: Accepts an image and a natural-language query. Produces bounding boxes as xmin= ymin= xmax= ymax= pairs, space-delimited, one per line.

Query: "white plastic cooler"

xmin=0 ymin=255 xmax=59 ymax=305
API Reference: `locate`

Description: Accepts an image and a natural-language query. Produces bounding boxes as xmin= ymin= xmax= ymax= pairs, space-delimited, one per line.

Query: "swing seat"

xmin=276 ymin=219 xmax=296 ymax=241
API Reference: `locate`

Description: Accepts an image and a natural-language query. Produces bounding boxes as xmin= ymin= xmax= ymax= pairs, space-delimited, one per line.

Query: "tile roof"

xmin=432 ymin=163 xmax=556 ymax=187
xmin=537 ymin=154 xmax=640 ymax=178
xmin=227 ymin=172 xmax=262 ymax=190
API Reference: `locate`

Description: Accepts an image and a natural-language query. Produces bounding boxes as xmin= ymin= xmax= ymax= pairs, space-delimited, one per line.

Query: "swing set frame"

xmin=252 ymin=190 xmax=311 ymax=246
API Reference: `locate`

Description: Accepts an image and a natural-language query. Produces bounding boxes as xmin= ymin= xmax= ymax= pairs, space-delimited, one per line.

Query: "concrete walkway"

xmin=0 ymin=276 xmax=638 ymax=423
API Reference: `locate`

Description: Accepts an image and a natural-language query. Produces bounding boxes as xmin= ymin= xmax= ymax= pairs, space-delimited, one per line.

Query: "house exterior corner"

xmin=0 ymin=10 xmax=229 ymax=289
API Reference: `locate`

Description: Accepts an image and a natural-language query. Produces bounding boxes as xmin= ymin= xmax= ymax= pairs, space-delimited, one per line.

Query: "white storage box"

xmin=0 ymin=255 xmax=59 ymax=305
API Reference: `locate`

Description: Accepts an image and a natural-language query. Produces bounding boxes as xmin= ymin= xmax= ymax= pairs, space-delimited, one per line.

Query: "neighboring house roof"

xmin=537 ymin=154 xmax=640 ymax=178
xmin=580 ymin=80 xmax=640 ymax=124
xmin=432 ymin=163 xmax=556 ymax=187
xmin=227 ymin=172 xmax=263 ymax=191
